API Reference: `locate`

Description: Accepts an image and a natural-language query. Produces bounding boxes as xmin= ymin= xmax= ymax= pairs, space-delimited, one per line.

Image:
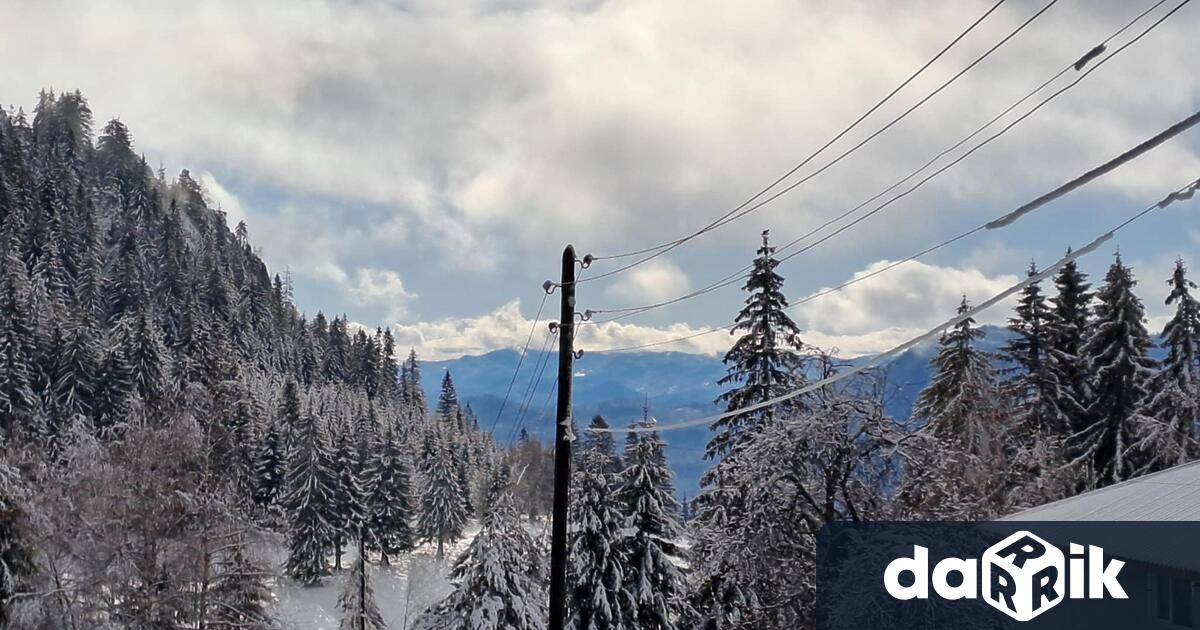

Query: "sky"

xmin=3 ymin=0 xmax=1199 ymax=359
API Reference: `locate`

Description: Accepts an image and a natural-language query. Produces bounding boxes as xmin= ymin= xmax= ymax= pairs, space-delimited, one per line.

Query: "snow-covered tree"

xmin=414 ymin=466 xmax=547 ymax=630
xmin=619 ymin=422 xmax=690 ymax=629
xmin=1048 ymin=253 xmax=1094 ymax=434
xmin=913 ymin=297 xmax=1000 ymax=455
xmin=337 ymin=553 xmax=386 ymax=630
xmin=252 ymin=418 xmax=284 ymax=509
xmin=418 ymin=431 xmax=469 ymax=558
xmin=437 ymin=370 xmax=460 ymax=422
xmin=569 ymin=449 xmax=634 ymax=630
xmin=1137 ymin=258 xmax=1200 ymax=472
xmin=709 ymin=230 xmax=805 ymax=458
xmin=208 ymin=545 xmax=275 ymax=629
xmin=282 ymin=409 xmax=336 ymax=584
xmin=364 ymin=423 xmax=416 ymax=565
xmin=1071 ymin=254 xmax=1157 ymax=486
xmin=329 ymin=417 xmax=364 ymax=570
xmin=1004 ymin=262 xmax=1069 ymax=435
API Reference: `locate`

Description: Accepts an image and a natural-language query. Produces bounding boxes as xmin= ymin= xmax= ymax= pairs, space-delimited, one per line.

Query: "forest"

xmin=1 ymin=91 xmax=1197 ymax=629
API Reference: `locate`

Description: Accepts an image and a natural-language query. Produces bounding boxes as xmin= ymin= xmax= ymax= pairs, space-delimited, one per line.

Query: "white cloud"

xmin=794 ymin=259 xmax=1020 ymax=336
xmin=604 ymin=258 xmax=690 ymax=304
xmin=347 ymin=268 xmax=418 ymax=323
xmin=3 ymin=0 xmax=1196 ymax=267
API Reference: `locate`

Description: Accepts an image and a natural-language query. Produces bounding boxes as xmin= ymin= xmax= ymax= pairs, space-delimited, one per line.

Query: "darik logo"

xmin=883 ymin=530 xmax=1128 ymax=622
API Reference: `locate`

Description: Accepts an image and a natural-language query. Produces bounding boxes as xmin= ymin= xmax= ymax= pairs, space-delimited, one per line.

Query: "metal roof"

xmin=1003 ymin=459 xmax=1200 ymax=522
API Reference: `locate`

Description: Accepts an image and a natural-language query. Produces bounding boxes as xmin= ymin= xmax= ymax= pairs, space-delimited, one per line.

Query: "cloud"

xmin=793 ymin=259 xmax=1020 ymax=336
xmin=4 ymin=0 xmax=1197 ymax=267
xmin=347 ymin=268 xmax=418 ymax=323
xmin=604 ymin=258 xmax=690 ymax=304
xmin=391 ymin=299 xmax=731 ymax=360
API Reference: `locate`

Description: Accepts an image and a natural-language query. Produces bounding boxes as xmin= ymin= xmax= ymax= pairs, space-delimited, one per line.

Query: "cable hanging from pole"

xmin=566 ymin=0 xmax=1060 ymax=288
xmin=590 ymin=174 xmax=1200 ymax=435
xmin=581 ymin=0 xmax=1188 ymax=324
xmin=586 ymin=102 xmax=1200 ymax=353
xmin=489 ymin=290 xmax=550 ymax=436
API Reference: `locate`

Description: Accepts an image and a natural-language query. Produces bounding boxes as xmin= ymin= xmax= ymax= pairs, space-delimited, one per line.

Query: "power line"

xmin=590 ymin=175 xmax=1200 ymax=434
xmin=591 ymin=102 xmax=1200 ymax=353
xmin=571 ymin=0 xmax=1059 ymax=287
xmin=503 ymin=327 xmax=556 ymax=444
xmin=507 ymin=328 xmax=559 ymax=446
xmin=488 ymin=291 xmax=550 ymax=435
xmin=584 ymin=0 xmax=1186 ymax=324
xmin=590 ymin=0 xmax=1008 ymax=265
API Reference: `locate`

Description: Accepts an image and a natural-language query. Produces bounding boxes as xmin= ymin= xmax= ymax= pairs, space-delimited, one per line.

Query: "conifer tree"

xmin=1072 ymin=254 xmax=1157 ymax=486
xmin=569 ymin=449 xmax=634 ymax=630
xmin=418 ymin=432 xmax=469 ymax=558
xmin=209 ymin=545 xmax=275 ymax=629
xmin=329 ymin=418 xmax=365 ymax=570
xmin=405 ymin=349 xmax=427 ymax=414
xmin=437 ymin=370 xmax=460 ymax=422
xmin=619 ymin=422 xmax=690 ymax=629
xmin=0 ymin=243 xmax=36 ymax=435
xmin=252 ymin=419 xmax=284 ymax=509
xmin=1004 ymin=262 xmax=1069 ymax=435
xmin=709 ymin=230 xmax=805 ymax=458
xmin=414 ymin=466 xmax=547 ymax=630
xmin=581 ymin=415 xmax=621 ymax=474
xmin=283 ymin=409 xmax=336 ymax=585
xmin=337 ymin=552 xmax=386 ymax=630
xmin=913 ymin=297 xmax=1000 ymax=455
xmin=364 ymin=423 xmax=416 ymax=565
xmin=1138 ymin=259 xmax=1200 ymax=471
xmin=1049 ymin=254 xmax=1094 ymax=434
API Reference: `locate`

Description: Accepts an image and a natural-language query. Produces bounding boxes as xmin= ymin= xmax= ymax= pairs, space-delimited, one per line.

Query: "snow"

xmin=262 ymin=524 xmax=481 ymax=629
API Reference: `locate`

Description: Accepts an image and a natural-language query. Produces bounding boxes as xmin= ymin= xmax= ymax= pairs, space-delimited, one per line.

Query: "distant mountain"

xmin=425 ymin=325 xmax=1022 ymax=493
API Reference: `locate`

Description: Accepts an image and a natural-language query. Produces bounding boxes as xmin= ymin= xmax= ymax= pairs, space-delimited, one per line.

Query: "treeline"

xmin=0 ymin=90 xmax=507 ymax=627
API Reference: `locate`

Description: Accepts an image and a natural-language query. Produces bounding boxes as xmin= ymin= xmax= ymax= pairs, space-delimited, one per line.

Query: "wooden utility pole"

xmin=548 ymin=244 xmax=576 ymax=630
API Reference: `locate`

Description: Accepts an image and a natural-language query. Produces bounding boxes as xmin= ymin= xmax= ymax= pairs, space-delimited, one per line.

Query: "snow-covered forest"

xmin=1 ymin=90 xmax=1198 ymax=629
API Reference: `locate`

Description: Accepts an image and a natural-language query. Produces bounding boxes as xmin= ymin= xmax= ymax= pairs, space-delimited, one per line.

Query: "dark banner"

xmin=817 ymin=522 xmax=1200 ymax=629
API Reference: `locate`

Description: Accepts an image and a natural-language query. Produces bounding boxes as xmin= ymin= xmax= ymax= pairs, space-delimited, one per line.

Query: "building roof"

xmin=1004 ymin=460 xmax=1200 ymax=522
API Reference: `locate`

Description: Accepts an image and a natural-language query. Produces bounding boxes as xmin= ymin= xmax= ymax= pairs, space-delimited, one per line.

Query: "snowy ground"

xmin=259 ymin=525 xmax=480 ymax=629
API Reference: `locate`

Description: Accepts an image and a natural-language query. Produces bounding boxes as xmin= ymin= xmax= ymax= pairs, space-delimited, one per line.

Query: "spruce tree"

xmin=414 ymin=466 xmax=547 ymax=630
xmin=418 ymin=432 xmax=469 ymax=558
xmin=568 ymin=449 xmax=634 ymax=630
xmin=282 ymin=409 xmax=336 ymax=585
xmin=1003 ymin=262 xmax=1069 ymax=435
xmin=1138 ymin=259 xmax=1200 ymax=471
xmin=252 ymin=419 xmax=284 ymax=509
xmin=581 ymin=414 xmax=621 ymax=474
xmin=1071 ymin=254 xmax=1157 ymax=486
xmin=336 ymin=553 xmax=386 ymax=630
xmin=405 ymin=348 xmax=427 ymax=414
xmin=436 ymin=370 xmax=460 ymax=422
xmin=0 ymin=243 xmax=36 ymax=435
xmin=1048 ymin=254 xmax=1094 ymax=434
xmin=709 ymin=230 xmax=805 ymax=458
xmin=619 ymin=422 xmax=690 ymax=629
xmin=364 ymin=423 xmax=416 ymax=565
xmin=913 ymin=297 xmax=1000 ymax=455
xmin=329 ymin=418 xmax=364 ymax=570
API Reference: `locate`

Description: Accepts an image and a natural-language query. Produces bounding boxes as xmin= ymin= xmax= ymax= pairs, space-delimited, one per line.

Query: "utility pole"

xmin=359 ymin=525 xmax=366 ymax=630
xmin=548 ymin=244 xmax=576 ymax=630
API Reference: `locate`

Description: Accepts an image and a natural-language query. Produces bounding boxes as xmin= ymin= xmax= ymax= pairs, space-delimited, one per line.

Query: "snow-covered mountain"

xmin=424 ymin=325 xmax=1019 ymax=493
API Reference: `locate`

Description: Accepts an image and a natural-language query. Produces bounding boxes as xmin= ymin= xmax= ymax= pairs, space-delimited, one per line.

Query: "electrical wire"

xmin=571 ymin=0 xmax=1059 ymax=287
xmin=503 ymin=327 xmax=556 ymax=444
xmin=488 ymin=291 xmax=550 ymax=435
xmin=508 ymin=329 xmax=559 ymax=445
xmin=584 ymin=0 xmax=1186 ymax=325
xmin=590 ymin=175 xmax=1200 ymax=434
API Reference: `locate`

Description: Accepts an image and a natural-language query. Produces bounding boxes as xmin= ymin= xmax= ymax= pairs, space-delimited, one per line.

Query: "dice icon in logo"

xmin=982 ymin=531 xmax=1065 ymax=621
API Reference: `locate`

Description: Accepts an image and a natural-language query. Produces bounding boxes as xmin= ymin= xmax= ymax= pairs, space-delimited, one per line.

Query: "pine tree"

xmin=0 ymin=243 xmax=37 ymax=435
xmin=913 ymin=297 xmax=1000 ymax=455
xmin=568 ymin=449 xmax=634 ymax=630
xmin=1138 ymin=259 xmax=1200 ymax=471
xmin=364 ymin=423 xmax=416 ymax=565
xmin=619 ymin=422 xmax=690 ymax=629
xmin=1003 ymin=262 xmax=1069 ymax=435
xmin=418 ymin=432 xmax=469 ymax=558
xmin=1071 ymin=254 xmax=1157 ymax=486
xmin=1048 ymin=253 xmax=1094 ymax=434
xmin=581 ymin=415 xmax=621 ymax=474
xmin=252 ymin=419 xmax=285 ymax=509
xmin=209 ymin=545 xmax=275 ymax=629
xmin=414 ymin=466 xmax=547 ymax=630
xmin=337 ymin=552 xmax=386 ymax=630
xmin=283 ymin=409 xmax=337 ymax=585
xmin=437 ymin=370 xmax=460 ymax=422
xmin=709 ymin=230 xmax=805 ymax=459
xmin=329 ymin=418 xmax=365 ymax=570
xmin=405 ymin=349 xmax=427 ymax=414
